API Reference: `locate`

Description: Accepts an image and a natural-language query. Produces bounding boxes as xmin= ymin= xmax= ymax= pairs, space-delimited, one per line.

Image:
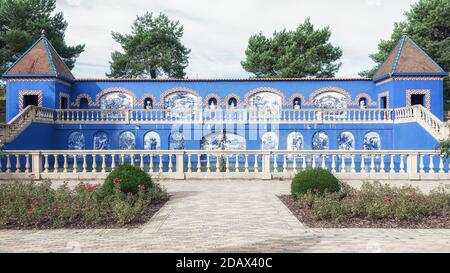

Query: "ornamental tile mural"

xmin=169 ymin=131 xmax=186 ymax=150
xmin=248 ymin=92 xmax=282 ymax=112
xmin=68 ymin=131 xmax=85 ymax=150
xmin=93 ymin=131 xmax=110 ymax=150
xmin=100 ymin=92 xmax=133 ymax=110
xmin=144 ymin=131 xmax=161 ymax=150
xmin=119 ymin=131 xmax=135 ymax=150
xmin=313 ymin=92 xmax=348 ymax=109
xmin=201 ymin=132 xmax=246 ymax=151
xmin=164 ymin=92 xmax=199 ymax=110
xmin=287 ymin=132 xmax=303 ymax=151
xmin=312 ymin=131 xmax=329 ymax=150
xmin=363 ymin=132 xmax=381 ymax=150
xmin=261 ymin=132 xmax=279 ymax=150
xmin=338 ymin=131 xmax=355 ymax=150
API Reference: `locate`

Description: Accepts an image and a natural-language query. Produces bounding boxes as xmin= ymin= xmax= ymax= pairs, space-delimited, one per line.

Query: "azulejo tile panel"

xmin=363 ymin=132 xmax=381 ymax=150
xmin=100 ymin=92 xmax=133 ymax=110
xmin=287 ymin=132 xmax=303 ymax=151
xmin=312 ymin=131 xmax=329 ymax=150
xmin=119 ymin=131 xmax=135 ymax=150
xmin=68 ymin=131 xmax=85 ymax=150
xmin=169 ymin=131 xmax=186 ymax=150
xmin=93 ymin=131 xmax=110 ymax=150
xmin=248 ymin=92 xmax=282 ymax=112
xmin=144 ymin=131 xmax=161 ymax=150
xmin=201 ymin=132 xmax=246 ymax=150
xmin=313 ymin=91 xmax=348 ymax=109
xmin=261 ymin=132 xmax=279 ymax=150
xmin=338 ymin=131 xmax=355 ymax=150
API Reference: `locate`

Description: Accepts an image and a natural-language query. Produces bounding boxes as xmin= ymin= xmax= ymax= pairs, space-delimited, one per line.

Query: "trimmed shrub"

xmin=291 ymin=168 xmax=341 ymax=195
xmin=103 ymin=164 xmax=153 ymax=195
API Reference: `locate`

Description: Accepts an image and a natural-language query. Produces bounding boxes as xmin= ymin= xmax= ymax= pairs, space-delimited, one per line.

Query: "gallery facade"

xmin=0 ymin=33 xmax=449 ymax=181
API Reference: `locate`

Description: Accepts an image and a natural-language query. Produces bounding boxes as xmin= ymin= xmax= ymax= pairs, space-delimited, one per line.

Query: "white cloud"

xmin=55 ymin=0 xmax=416 ymax=78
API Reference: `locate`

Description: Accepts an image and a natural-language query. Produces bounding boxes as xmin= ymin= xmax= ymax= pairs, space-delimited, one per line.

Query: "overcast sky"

xmin=55 ymin=0 xmax=417 ymax=78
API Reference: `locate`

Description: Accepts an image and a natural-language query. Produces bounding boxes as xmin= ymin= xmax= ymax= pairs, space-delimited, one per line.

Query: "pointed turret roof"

xmin=374 ymin=34 xmax=447 ymax=81
xmin=2 ymin=34 xmax=75 ymax=81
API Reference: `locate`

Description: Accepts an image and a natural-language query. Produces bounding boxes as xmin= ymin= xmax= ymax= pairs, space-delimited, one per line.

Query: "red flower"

xmin=137 ymin=184 xmax=145 ymax=191
xmin=383 ymin=196 xmax=392 ymax=205
xmin=113 ymin=178 xmax=122 ymax=185
xmin=312 ymin=188 xmax=321 ymax=194
xmin=128 ymin=192 xmax=133 ymax=196
xmin=303 ymin=204 xmax=311 ymax=210
xmin=53 ymin=207 xmax=61 ymax=214
xmin=410 ymin=191 xmax=417 ymax=198
xmin=86 ymin=184 xmax=99 ymax=192
xmin=116 ymin=189 xmax=122 ymax=193
xmin=27 ymin=208 xmax=33 ymax=216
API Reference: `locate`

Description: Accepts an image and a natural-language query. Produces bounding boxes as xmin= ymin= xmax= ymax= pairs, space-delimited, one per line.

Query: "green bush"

xmin=294 ymin=182 xmax=450 ymax=223
xmin=0 ymin=180 xmax=168 ymax=228
xmin=291 ymin=168 xmax=341 ymax=195
xmin=103 ymin=164 xmax=153 ymax=194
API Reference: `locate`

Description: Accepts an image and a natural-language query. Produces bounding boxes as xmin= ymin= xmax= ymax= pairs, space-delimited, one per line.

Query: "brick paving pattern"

xmin=0 ymin=180 xmax=449 ymax=253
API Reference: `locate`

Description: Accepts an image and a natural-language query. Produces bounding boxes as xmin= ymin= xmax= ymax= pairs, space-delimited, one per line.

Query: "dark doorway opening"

xmin=60 ymin=97 xmax=68 ymax=109
xmin=380 ymin=96 xmax=387 ymax=109
xmin=79 ymin=98 xmax=89 ymax=109
xmin=411 ymin=94 xmax=425 ymax=107
xmin=23 ymin=95 xmax=38 ymax=108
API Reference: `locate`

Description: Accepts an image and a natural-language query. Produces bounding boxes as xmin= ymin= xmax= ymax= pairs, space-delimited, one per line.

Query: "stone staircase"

xmin=0 ymin=106 xmax=55 ymax=144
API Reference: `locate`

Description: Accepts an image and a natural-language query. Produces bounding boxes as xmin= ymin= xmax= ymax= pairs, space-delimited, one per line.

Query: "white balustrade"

xmin=0 ymin=150 xmax=448 ymax=181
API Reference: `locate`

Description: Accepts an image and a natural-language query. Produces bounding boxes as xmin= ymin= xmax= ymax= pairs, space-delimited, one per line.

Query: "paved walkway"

xmin=0 ymin=180 xmax=449 ymax=253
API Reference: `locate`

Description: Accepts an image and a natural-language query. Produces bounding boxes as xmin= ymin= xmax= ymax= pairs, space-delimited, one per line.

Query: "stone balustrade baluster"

xmin=63 ymin=154 xmax=68 ymax=173
xmin=43 ymin=154 xmax=49 ymax=173
xmin=82 ymin=155 xmax=87 ymax=173
xmin=102 ymin=155 xmax=106 ymax=173
xmin=53 ymin=154 xmax=59 ymax=173
xmin=380 ymin=154 xmax=385 ymax=173
xmin=25 ymin=154 xmax=31 ymax=173
xmin=429 ymin=154 xmax=435 ymax=173
xmin=273 ymin=154 xmax=278 ymax=173
xmin=389 ymin=154 xmax=395 ymax=173
xmin=92 ymin=155 xmax=97 ymax=172
xmin=331 ymin=155 xmax=336 ymax=173
xmin=187 ymin=154 xmax=192 ymax=173
xmin=15 ymin=154 xmax=21 ymax=173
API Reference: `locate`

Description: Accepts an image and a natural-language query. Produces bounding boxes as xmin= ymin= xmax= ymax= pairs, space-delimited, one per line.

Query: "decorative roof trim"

xmin=74 ymin=77 xmax=373 ymax=82
xmin=392 ymin=35 xmax=407 ymax=74
xmin=3 ymin=37 xmax=45 ymax=75
xmin=42 ymin=38 xmax=57 ymax=75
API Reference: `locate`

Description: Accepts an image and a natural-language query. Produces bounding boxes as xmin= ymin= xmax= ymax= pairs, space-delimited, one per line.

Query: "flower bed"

xmin=0 ymin=180 xmax=169 ymax=229
xmin=280 ymin=182 xmax=450 ymax=228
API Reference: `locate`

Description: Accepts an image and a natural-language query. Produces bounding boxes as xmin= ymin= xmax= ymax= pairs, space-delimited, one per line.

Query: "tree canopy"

xmin=361 ymin=0 xmax=449 ymax=103
xmin=0 ymin=0 xmax=84 ymax=74
xmin=241 ymin=18 xmax=343 ymax=78
xmin=107 ymin=12 xmax=190 ymax=79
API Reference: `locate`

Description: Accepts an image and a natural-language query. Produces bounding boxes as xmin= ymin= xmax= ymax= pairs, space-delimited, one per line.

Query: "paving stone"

xmin=0 ymin=179 xmax=449 ymax=252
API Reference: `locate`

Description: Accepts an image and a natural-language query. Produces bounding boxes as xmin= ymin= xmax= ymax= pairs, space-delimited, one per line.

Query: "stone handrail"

xmin=54 ymin=108 xmax=394 ymax=124
xmin=394 ymin=105 xmax=449 ymax=140
xmin=1 ymin=149 xmax=448 ymax=180
xmin=1 ymin=105 xmax=448 ymax=144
